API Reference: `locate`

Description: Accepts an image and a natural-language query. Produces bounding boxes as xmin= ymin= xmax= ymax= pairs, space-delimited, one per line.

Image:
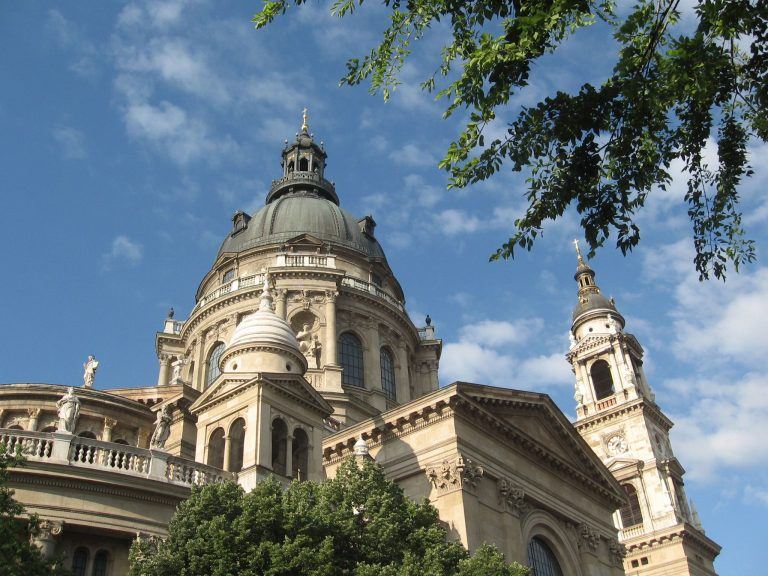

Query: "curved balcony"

xmin=1 ymin=428 xmax=233 ymax=487
xmin=267 ymin=171 xmax=339 ymax=204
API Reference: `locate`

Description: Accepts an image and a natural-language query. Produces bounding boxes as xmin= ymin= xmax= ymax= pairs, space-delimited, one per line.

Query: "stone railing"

xmin=269 ymin=171 xmax=336 ymax=196
xmin=195 ymin=273 xmax=265 ymax=310
xmin=340 ymin=277 xmax=405 ymax=312
xmin=619 ymin=524 xmax=645 ymax=541
xmin=1 ymin=428 xmax=232 ymax=488
xmin=596 ymin=397 xmax=617 ymax=411
xmin=275 ymin=253 xmax=336 ymax=268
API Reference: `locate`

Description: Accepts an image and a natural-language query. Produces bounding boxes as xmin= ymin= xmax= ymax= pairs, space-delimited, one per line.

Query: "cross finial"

xmin=573 ymin=238 xmax=584 ymax=263
xmin=301 ymin=107 xmax=309 ymax=132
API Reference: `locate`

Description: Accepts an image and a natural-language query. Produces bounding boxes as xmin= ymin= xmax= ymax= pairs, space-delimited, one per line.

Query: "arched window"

xmin=113 ymin=438 xmax=129 ymax=445
xmin=40 ymin=426 xmax=56 ymax=433
xmin=591 ymin=359 xmax=614 ymax=400
xmin=292 ymin=428 xmax=309 ymax=480
xmin=620 ymin=484 xmax=644 ymax=527
xmin=299 ymin=157 xmax=309 ymax=171
xmin=271 ymin=419 xmax=288 ymax=476
xmin=339 ymin=332 xmax=364 ymax=388
xmin=72 ymin=547 xmax=89 ymax=576
xmin=92 ymin=550 xmax=109 ymax=576
xmin=222 ymin=269 xmax=235 ymax=284
xmin=228 ymin=418 xmax=246 ymax=473
xmin=205 ymin=342 xmax=225 ymax=388
xmin=6 ymin=425 xmax=23 ymax=430
xmin=207 ymin=428 xmax=225 ymax=469
xmin=78 ymin=431 xmax=97 ymax=439
xmin=527 ymin=537 xmax=564 ymax=576
xmin=380 ymin=347 xmax=396 ymax=400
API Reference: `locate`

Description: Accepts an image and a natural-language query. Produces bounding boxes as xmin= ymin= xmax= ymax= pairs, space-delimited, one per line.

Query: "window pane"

xmin=92 ymin=550 xmax=109 ymax=576
xmin=380 ymin=348 xmax=396 ymax=400
xmin=206 ymin=343 xmax=225 ymax=388
xmin=527 ymin=537 xmax=564 ymax=576
xmin=73 ymin=548 xmax=89 ymax=576
xmin=339 ymin=333 xmax=364 ymax=388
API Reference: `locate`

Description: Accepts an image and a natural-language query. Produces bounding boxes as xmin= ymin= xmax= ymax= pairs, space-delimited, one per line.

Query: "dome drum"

xmin=266 ymin=171 xmax=338 ymax=204
xmin=220 ymin=342 xmax=307 ymax=375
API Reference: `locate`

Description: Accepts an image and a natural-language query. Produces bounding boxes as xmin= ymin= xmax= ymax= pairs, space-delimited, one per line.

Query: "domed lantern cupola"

xmin=267 ymin=108 xmax=338 ymax=205
xmin=570 ymin=239 xmax=624 ymax=339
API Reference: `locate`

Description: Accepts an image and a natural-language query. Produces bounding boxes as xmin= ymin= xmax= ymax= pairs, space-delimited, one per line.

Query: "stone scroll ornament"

xmin=497 ymin=477 xmax=529 ymax=517
xmin=426 ymin=455 xmax=484 ymax=493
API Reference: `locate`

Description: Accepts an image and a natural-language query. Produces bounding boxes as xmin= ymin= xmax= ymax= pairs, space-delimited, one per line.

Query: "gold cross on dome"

xmin=301 ymin=107 xmax=309 ymax=131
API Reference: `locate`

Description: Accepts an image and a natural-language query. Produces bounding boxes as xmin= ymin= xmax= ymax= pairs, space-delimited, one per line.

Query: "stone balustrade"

xmin=619 ymin=524 xmax=645 ymax=541
xmin=275 ymin=253 xmax=336 ymax=268
xmin=1 ymin=428 xmax=233 ymax=488
xmin=340 ymin=277 xmax=404 ymax=312
xmin=596 ymin=397 xmax=617 ymax=411
xmin=194 ymin=273 xmax=265 ymax=310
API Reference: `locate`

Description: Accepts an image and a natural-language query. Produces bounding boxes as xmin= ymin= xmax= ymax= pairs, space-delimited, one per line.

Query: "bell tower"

xmin=568 ymin=241 xmax=721 ymax=575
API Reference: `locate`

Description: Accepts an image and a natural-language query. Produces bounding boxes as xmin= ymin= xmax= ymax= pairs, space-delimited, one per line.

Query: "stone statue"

xmin=171 ymin=356 xmax=188 ymax=383
xmin=56 ymin=387 xmax=81 ymax=433
xmin=574 ymin=377 xmax=584 ymax=404
xmin=296 ymin=323 xmax=312 ymax=356
xmin=607 ymin=316 xmax=619 ymax=335
xmin=83 ymin=355 xmax=99 ymax=388
xmin=150 ymin=405 xmax=172 ymax=450
xmin=311 ymin=335 xmax=322 ymax=369
xmin=569 ymin=331 xmax=577 ymax=349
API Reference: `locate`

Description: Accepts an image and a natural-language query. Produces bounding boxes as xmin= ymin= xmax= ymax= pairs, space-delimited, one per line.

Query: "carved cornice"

xmin=426 ymin=455 xmax=484 ymax=494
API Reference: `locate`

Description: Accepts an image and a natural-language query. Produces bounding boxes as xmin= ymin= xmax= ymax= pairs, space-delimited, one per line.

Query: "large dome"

xmin=218 ymin=191 xmax=386 ymax=259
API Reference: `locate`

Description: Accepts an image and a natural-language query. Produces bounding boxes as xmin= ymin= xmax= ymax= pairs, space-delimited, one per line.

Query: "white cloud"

xmin=53 ymin=125 xmax=87 ymax=160
xmin=435 ymin=209 xmax=481 ymax=234
xmin=103 ymin=235 xmax=143 ymax=270
xmin=123 ymin=100 xmax=237 ymax=165
xmin=441 ymin=318 xmax=571 ymax=389
xmin=389 ymin=143 xmax=438 ymax=168
xmin=46 ymin=9 xmax=98 ymax=77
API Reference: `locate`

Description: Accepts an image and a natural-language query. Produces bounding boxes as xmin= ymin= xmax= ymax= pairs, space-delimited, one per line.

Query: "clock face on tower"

xmin=606 ymin=434 xmax=628 ymax=455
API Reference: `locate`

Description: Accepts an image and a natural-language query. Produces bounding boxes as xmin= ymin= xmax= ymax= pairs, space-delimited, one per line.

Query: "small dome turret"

xmin=570 ymin=240 xmax=624 ymax=329
xmin=220 ymin=274 xmax=308 ymax=374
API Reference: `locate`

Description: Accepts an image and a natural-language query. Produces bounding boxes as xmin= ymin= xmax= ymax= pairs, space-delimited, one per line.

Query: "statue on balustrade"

xmin=311 ymin=335 xmax=322 ymax=369
xmin=83 ymin=355 xmax=99 ymax=388
xmin=150 ymin=405 xmax=172 ymax=450
xmin=56 ymin=387 xmax=81 ymax=433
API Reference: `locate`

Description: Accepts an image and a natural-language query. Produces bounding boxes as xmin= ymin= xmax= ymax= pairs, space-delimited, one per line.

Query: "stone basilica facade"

xmin=1 ymin=117 xmax=719 ymax=576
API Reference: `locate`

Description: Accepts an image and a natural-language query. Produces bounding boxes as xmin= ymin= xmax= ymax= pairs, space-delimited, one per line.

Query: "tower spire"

xmin=301 ymin=107 xmax=309 ymax=133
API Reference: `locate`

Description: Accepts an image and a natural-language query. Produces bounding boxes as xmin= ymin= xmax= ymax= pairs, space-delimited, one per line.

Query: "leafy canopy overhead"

xmin=254 ymin=0 xmax=767 ymax=280
xmin=128 ymin=459 xmax=528 ymax=576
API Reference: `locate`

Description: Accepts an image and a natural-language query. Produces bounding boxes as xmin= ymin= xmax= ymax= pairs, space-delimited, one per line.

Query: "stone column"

xmin=368 ymin=325 xmax=382 ymax=393
xmin=157 ymin=354 xmax=171 ymax=387
xmin=223 ymin=435 xmax=232 ymax=471
xmin=395 ymin=343 xmax=409 ymax=403
xmin=285 ymin=434 xmax=293 ymax=478
xmin=102 ymin=418 xmax=117 ymax=442
xmin=195 ymin=334 xmax=207 ymax=390
xmin=26 ymin=408 xmax=41 ymax=432
xmin=32 ymin=520 xmax=63 ymax=559
xmin=324 ymin=291 xmax=338 ymax=365
xmin=428 ymin=359 xmax=439 ymax=391
xmin=276 ymin=289 xmax=288 ymax=319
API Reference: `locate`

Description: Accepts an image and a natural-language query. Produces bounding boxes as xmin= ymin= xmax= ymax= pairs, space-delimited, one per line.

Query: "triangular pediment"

xmin=285 ymin=234 xmax=325 ymax=250
xmin=453 ymin=382 xmax=624 ymax=501
xmin=606 ymin=457 xmax=642 ymax=473
xmin=190 ymin=370 xmax=332 ymax=417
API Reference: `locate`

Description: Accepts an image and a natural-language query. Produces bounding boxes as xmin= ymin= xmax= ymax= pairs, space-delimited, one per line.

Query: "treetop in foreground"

xmin=128 ymin=459 xmax=528 ymax=576
xmin=254 ymin=0 xmax=767 ymax=280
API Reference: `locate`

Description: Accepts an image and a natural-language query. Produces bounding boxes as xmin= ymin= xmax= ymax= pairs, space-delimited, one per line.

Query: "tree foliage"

xmin=254 ymin=0 xmax=767 ymax=280
xmin=0 ymin=445 xmax=69 ymax=576
xmin=128 ymin=459 xmax=528 ymax=576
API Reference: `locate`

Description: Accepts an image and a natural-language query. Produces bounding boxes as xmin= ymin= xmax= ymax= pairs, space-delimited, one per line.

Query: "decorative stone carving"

xmin=607 ymin=316 xmax=620 ymax=335
xmin=621 ymin=362 xmax=636 ymax=387
xmin=608 ymin=538 xmax=626 ymax=565
xmin=56 ymin=387 xmax=81 ymax=433
xmin=578 ymin=522 xmax=600 ymax=552
xmin=426 ymin=455 xmax=484 ymax=493
xmin=150 ymin=405 xmax=172 ymax=450
xmin=310 ymin=335 xmax=322 ymax=369
xmin=497 ymin=477 xmax=528 ymax=517
xmin=104 ymin=417 xmax=117 ymax=430
xmin=32 ymin=520 xmax=64 ymax=558
xmin=83 ymin=355 xmax=99 ymax=388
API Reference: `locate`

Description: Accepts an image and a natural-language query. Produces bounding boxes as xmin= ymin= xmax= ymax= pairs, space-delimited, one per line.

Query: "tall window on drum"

xmin=620 ymin=484 xmax=644 ymax=527
xmin=591 ymin=359 xmax=615 ymax=400
xmin=380 ymin=347 xmax=396 ymax=400
xmin=205 ymin=342 xmax=225 ymax=388
xmin=338 ymin=332 xmax=364 ymax=387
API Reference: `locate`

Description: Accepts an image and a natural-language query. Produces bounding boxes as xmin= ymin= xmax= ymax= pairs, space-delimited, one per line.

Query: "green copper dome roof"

xmin=217 ymin=191 xmax=386 ymax=259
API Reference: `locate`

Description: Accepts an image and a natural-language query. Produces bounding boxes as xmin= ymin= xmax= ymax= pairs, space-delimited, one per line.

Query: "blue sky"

xmin=1 ymin=1 xmax=766 ymax=572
